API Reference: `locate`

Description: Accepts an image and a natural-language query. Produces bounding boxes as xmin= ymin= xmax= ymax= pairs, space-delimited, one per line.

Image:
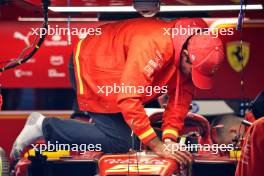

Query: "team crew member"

xmin=11 ymin=18 xmax=224 ymax=165
xmin=236 ymin=117 xmax=264 ymax=176
xmin=236 ymin=91 xmax=264 ymax=176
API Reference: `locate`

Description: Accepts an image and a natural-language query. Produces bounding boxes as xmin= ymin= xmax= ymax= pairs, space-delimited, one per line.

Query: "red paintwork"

xmin=0 ymin=21 xmax=107 ymax=88
xmin=13 ymin=151 xmax=235 ymax=176
xmin=14 ymin=158 xmax=31 ymax=176
xmin=99 ymin=153 xmax=178 ymax=176
xmin=0 ymin=118 xmax=27 ymax=156
xmin=0 ymin=94 xmax=2 ymax=110
xmin=9 ymin=111 xmax=236 ymax=176
xmin=0 ymin=19 xmax=263 ymax=98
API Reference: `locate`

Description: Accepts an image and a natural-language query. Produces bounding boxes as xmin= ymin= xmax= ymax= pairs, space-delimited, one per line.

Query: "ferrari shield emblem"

xmin=226 ymin=41 xmax=250 ymax=72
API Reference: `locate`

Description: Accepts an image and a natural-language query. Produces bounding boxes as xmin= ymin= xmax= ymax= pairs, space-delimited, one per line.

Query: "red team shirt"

xmin=236 ymin=114 xmax=264 ymax=176
xmin=73 ymin=18 xmax=207 ymax=144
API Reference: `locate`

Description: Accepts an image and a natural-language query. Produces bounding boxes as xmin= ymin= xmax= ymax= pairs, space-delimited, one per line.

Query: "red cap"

xmin=172 ymin=18 xmax=208 ymax=65
xmin=187 ymin=33 xmax=224 ymax=90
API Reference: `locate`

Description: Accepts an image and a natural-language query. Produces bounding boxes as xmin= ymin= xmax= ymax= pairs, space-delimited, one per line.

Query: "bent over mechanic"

xmin=11 ymin=18 xmax=224 ymax=165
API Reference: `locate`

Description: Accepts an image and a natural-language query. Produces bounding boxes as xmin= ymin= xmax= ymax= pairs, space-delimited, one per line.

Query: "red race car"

xmin=10 ymin=111 xmax=238 ymax=176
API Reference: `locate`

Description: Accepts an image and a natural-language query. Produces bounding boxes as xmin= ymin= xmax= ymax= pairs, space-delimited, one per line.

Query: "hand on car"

xmin=147 ymin=137 xmax=193 ymax=165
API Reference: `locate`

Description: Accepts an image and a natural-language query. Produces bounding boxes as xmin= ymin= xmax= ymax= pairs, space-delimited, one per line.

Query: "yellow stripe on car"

xmin=24 ymin=149 xmax=70 ymax=160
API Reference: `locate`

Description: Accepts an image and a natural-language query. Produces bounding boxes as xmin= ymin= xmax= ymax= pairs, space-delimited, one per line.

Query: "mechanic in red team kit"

xmin=11 ymin=18 xmax=224 ymax=165
xmin=236 ymin=91 xmax=264 ymax=176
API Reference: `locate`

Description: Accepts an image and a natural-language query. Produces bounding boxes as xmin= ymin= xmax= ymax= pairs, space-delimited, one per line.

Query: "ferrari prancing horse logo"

xmin=226 ymin=41 xmax=250 ymax=72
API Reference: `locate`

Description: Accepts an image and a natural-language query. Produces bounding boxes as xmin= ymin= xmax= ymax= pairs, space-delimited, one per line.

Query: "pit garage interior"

xmin=0 ymin=0 xmax=264 ymax=176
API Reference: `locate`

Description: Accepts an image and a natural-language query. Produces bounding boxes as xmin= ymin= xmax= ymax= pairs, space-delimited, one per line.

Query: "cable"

xmin=0 ymin=0 xmax=50 ymax=72
xmin=1 ymin=34 xmax=39 ymax=69
xmin=238 ymin=0 xmax=247 ymax=117
xmin=233 ymin=122 xmax=242 ymax=161
xmin=127 ymin=149 xmax=130 ymax=175
xmin=67 ymin=0 xmax=72 ymax=45
xmin=231 ymin=0 xmax=248 ymax=162
xmin=127 ymin=120 xmax=140 ymax=175
xmin=135 ymin=141 xmax=139 ymax=176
